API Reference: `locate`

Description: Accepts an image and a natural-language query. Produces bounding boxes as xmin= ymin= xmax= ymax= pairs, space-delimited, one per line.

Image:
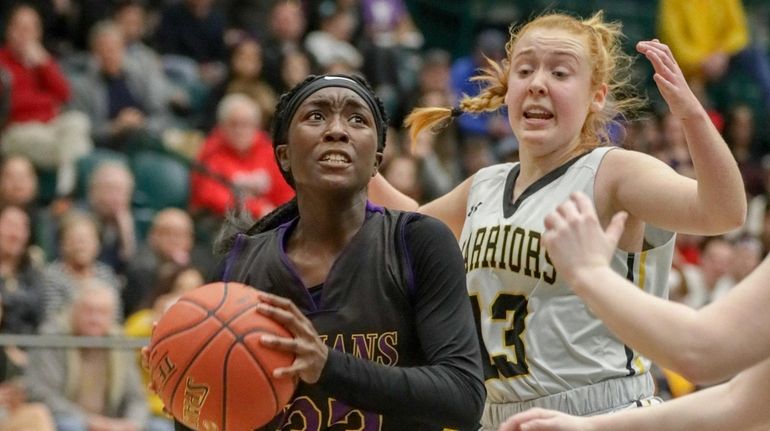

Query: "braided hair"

xmin=214 ymin=74 xmax=389 ymax=254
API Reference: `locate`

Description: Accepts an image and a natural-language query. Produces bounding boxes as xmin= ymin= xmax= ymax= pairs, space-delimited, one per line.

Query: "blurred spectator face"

xmin=324 ymin=11 xmax=356 ymax=42
xmin=419 ymin=50 xmax=451 ymax=93
xmin=662 ymin=112 xmax=686 ymax=148
xmin=0 ymin=206 xmax=30 ymax=261
xmin=89 ymin=164 xmax=134 ymax=218
xmin=232 ymin=39 xmax=263 ymax=79
xmin=700 ymin=239 xmax=733 ymax=285
xmin=220 ymin=99 xmax=260 ymax=153
xmin=149 ymin=209 xmax=194 ymax=264
xmin=93 ymin=29 xmax=126 ymax=77
xmin=726 ymin=105 xmax=754 ymax=153
xmin=281 ymin=50 xmax=311 ymax=89
xmin=5 ymin=6 xmax=41 ymax=54
xmin=115 ymin=4 xmax=146 ymax=43
xmin=72 ymin=285 xmax=116 ymax=337
xmin=730 ymin=238 xmax=762 ymax=281
xmin=271 ymin=2 xmax=306 ymax=42
xmin=0 ymin=156 xmax=38 ymax=207
xmin=61 ymin=218 xmax=100 ymax=268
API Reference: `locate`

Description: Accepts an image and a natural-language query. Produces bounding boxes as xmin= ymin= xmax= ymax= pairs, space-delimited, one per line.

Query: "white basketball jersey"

xmin=459 ymin=147 xmax=675 ymax=404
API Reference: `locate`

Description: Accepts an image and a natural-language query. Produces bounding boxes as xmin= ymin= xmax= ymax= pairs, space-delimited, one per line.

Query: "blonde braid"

xmin=404 ymin=56 xmax=509 ymax=148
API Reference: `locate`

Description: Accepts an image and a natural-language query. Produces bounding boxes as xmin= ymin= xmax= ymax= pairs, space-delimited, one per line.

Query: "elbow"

xmin=443 ymin=375 xmax=485 ymax=429
xmin=703 ymin=202 xmax=747 ymax=235
xmin=673 ymin=331 xmax=729 ymax=385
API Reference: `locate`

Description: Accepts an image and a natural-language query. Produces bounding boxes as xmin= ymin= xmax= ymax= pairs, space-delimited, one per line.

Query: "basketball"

xmin=148 ymin=281 xmax=297 ymax=430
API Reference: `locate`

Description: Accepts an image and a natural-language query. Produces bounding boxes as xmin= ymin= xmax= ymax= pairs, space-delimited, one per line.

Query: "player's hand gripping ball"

xmin=148 ymin=282 xmax=297 ymax=430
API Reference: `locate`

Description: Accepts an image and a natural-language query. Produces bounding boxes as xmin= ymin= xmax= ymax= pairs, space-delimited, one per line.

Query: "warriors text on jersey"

xmin=460 ymin=147 xmax=675 ymax=408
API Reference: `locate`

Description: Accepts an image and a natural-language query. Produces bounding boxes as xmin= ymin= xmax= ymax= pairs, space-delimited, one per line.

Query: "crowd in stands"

xmin=0 ymin=0 xmax=768 ymax=429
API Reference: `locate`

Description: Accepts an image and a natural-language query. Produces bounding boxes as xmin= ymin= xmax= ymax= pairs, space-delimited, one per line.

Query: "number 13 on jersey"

xmin=469 ymin=292 xmax=530 ymax=380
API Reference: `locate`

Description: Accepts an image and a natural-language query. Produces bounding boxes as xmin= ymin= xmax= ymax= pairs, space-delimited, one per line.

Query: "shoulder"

xmin=473 ymin=163 xmax=515 ymax=185
xmin=597 ymin=146 xmax=670 ymax=184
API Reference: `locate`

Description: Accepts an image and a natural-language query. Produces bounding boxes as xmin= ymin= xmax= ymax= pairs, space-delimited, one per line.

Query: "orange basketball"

xmin=148 ymin=281 xmax=296 ymax=430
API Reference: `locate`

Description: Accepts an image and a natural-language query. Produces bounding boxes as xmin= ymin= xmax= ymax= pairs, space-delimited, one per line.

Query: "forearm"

xmin=682 ymin=109 xmax=746 ymax=231
xmin=571 ymin=266 xmax=718 ymax=382
xmin=367 ymin=173 xmax=419 ymax=211
xmin=318 ymin=350 xmax=483 ymax=429
xmin=587 ymin=358 xmax=770 ymax=431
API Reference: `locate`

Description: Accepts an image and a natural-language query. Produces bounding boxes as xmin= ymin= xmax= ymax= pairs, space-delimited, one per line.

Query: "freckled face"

xmin=505 ymin=27 xmax=603 ymax=156
xmin=277 ymin=87 xmax=380 ymax=195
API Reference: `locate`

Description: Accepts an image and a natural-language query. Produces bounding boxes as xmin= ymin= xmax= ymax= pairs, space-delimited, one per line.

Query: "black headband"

xmin=276 ymin=75 xmax=384 ymax=149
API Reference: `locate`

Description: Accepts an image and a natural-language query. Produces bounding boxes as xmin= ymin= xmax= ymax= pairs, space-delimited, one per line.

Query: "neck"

xmin=292 ymin=191 xmax=368 ymax=250
xmin=66 ymin=262 xmax=92 ymax=278
xmin=517 ymin=142 xmax=584 ymax=188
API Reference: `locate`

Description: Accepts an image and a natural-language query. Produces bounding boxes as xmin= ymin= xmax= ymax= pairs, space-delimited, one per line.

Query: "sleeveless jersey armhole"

xmin=396 ymin=212 xmax=418 ymax=305
xmin=221 ymin=233 xmax=246 ymax=282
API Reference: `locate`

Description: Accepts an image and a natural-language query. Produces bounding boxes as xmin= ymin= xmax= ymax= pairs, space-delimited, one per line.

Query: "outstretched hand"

xmin=636 ymin=39 xmax=702 ymax=120
xmin=499 ymin=408 xmax=590 ymax=431
xmin=543 ymin=192 xmax=626 ymax=283
xmin=256 ymin=291 xmax=328 ymax=384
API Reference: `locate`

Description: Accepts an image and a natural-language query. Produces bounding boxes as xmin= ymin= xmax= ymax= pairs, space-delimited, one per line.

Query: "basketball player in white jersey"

xmin=369 ymin=11 xmax=746 ymax=430
xmin=499 ymin=191 xmax=770 ymax=431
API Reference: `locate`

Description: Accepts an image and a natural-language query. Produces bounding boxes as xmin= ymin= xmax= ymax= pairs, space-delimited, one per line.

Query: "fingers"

xmin=256 ymin=301 xmax=315 ymax=338
xmin=499 ymin=408 xmax=556 ymax=431
xmin=605 ymin=211 xmax=628 ymax=248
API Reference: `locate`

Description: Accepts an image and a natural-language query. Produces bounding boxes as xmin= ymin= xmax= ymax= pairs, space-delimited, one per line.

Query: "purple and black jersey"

xmin=177 ymin=206 xmax=484 ymax=430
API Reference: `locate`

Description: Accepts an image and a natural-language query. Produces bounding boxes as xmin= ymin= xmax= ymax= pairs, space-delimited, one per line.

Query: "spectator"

xmin=203 ymin=38 xmax=277 ymax=131
xmin=26 ymin=279 xmax=148 ymax=431
xmin=262 ymin=1 xmax=309 ymax=93
xmin=0 ymin=293 xmax=56 ymax=431
xmin=124 ymin=265 xmax=203 ymax=431
xmin=0 ymin=4 xmax=91 ymax=197
xmin=676 ymin=236 xmax=734 ymax=309
xmin=0 ymin=205 xmax=44 ymax=335
xmin=70 ymin=21 xmax=171 ymax=151
xmin=723 ymin=104 xmax=764 ymax=196
xmin=122 ymin=208 xmax=207 ymax=318
xmin=449 ymin=28 xmax=514 ymax=147
xmin=84 ymin=161 xmax=137 ymax=274
xmin=190 ymin=93 xmax=294 ymax=220
xmin=113 ymin=1 xmax=188 ymax=118
xmin=40 ymin=211 xmax=121 ymax=320
xmin=0 ymin=155 xmax=37 ymax=209
xmin=304 ymin=6 xmax=363 ymax=73
xmin=154 ymin=0 xmax=227 ymax=86
xmin=279 ymin=49 xmax=314 ymax=94
xmin=659 ymin=0 xmax=770 ymax=110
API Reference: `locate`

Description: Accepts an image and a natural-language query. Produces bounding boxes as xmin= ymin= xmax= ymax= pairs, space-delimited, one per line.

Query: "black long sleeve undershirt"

xmin=177 ymin=215 xmax=485 ymax=430
xmin=315 ymin=215 xmax=484 ymax=430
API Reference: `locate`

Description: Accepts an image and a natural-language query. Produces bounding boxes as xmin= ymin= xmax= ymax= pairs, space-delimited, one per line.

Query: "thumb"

xmin=605 ymin=211 xmax=627 ymax=248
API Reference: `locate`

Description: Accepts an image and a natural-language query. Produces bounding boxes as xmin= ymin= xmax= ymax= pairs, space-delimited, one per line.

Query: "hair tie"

xmin=450 ymin=107 xmax=463 ymax=118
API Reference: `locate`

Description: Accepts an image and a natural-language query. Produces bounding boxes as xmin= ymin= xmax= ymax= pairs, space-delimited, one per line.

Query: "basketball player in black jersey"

xmin=173 ymin=74 xmax=485 ymax=431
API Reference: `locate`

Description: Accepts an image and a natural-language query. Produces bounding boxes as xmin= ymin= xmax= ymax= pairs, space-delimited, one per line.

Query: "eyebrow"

xmin=513 ymin=48 xmax=581 ymax=62
xmin=301 ymin=96 xmax=372 ymax=115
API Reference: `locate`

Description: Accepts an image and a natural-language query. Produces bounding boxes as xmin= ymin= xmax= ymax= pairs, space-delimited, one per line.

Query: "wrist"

xmin=569 ymin=265 xmax=614 ymax=295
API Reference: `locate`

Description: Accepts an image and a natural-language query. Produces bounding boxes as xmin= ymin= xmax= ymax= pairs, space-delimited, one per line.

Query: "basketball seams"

xmin=222 ymin=332 xmax=283 ymax=430
xmin=164 ymin=304 xmax=284 ymax=416
xmin=151 ymin=282 xmax=296 ymax=429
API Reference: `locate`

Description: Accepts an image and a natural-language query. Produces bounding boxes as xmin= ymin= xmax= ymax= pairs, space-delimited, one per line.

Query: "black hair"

xmin=213 ymin=74 xmax=388 ymax=254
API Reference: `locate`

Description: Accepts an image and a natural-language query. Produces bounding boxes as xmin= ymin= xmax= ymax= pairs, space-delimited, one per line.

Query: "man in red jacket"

xmin=190 ymin=93 xmax=294 ymax=219
xmin=0 ymin=4 xmax=91 ymax=196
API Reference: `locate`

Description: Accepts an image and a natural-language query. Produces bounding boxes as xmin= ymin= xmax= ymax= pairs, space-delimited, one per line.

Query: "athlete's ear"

xmin=372 ymin=151 xmax=383 ymax=177
xmin=275 ymin=144 xmax=290 ymax=173
xmin=590 ymin=83 xmax=608 ymax=113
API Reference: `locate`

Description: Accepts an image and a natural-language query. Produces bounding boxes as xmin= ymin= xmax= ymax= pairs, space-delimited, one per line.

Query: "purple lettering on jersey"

xmin=377 ymin=331 xmax=398 ymax=366
xmin=280 ymin=396 xmax=321 ymax=430
xmin=328 ymin=398 xmax=382 ymax=431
